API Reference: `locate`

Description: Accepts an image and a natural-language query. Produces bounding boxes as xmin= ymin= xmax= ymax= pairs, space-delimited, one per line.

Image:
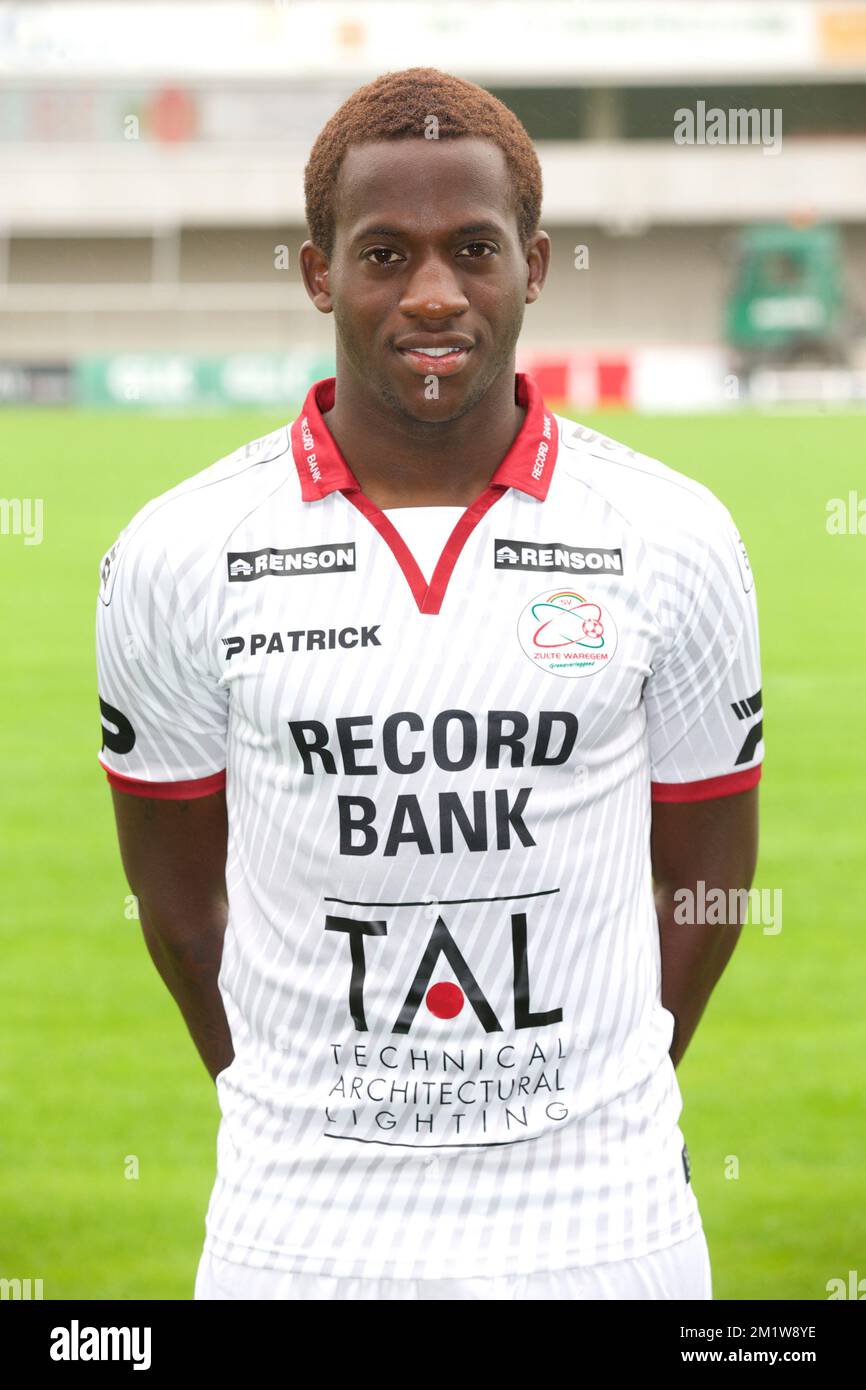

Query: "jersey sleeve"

xmin=645 ymin=501 xmax=763 ymax=803
xmin=95 ymin=520 xmax=228 ymax=798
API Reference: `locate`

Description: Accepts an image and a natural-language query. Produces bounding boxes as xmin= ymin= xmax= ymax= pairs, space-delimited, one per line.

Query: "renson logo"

xmin=227 ymin=542 xmax=355 ymax=581
xmin=495 ymin=539 xmax=623 ymax=575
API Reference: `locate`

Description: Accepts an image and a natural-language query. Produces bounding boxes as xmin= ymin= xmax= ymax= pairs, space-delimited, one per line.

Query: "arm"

xmin=110 ymin=786 xmax=234 ymax=1082
xmin=651 ymin=784 xmax=759 ymax=1068
xmin=96 ymin=513 xmax=233 ymax=1082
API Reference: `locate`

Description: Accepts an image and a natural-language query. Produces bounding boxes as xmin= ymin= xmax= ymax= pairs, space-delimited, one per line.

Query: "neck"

xmin=321 ymin=356 xmax=525 ymax=509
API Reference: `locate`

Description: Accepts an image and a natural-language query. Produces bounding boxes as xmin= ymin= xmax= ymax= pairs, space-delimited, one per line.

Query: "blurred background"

xmin=1 ymin=0 xmax=864 ymax=1302
xmin=2 ymin=0 xmax=866 ymax=410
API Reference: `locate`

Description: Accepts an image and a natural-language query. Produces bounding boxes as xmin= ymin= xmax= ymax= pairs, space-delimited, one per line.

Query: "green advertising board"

xmin=75 ymin=353 xmax=336 ymax=408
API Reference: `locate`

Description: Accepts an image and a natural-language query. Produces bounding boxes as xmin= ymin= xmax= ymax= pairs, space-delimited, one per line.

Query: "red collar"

xmin=289 ymin=373 xmax=558 ymax=504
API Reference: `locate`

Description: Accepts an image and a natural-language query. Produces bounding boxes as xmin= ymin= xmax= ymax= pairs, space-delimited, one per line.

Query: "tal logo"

xmin=326 ymin=910 xmax=563 ymax=1034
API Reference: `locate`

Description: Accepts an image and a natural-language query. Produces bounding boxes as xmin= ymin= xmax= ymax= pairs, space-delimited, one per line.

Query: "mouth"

xmin=395 ymin=342 xmax=473 ymax=378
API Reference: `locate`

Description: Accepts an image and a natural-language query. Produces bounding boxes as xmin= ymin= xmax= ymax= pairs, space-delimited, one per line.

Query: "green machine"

xmin=726 ymin=222 xmax=848 ymax=369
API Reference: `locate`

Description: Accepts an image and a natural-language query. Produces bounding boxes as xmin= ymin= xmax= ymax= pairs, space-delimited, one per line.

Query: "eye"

xmin=362 ymin=247 xmax=402 ymax=266
xmin=457 ymin=241 xmax=496 ymax=258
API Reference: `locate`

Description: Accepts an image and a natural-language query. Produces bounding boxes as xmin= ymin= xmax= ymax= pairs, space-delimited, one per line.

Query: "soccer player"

xmin=96 ymin=68 xmax=763 ymax=1301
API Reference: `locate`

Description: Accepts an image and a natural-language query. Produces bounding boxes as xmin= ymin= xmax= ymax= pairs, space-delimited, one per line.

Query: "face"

xmin=300 ymin=137 xmax=550 ymax=423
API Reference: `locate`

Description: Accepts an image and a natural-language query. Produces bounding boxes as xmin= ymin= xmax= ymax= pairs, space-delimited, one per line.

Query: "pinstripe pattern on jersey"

xmin=95 ymin=378 xmax=762 ymax=1279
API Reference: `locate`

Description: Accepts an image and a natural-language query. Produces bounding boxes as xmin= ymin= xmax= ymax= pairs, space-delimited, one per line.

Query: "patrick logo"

xmin=517 ymin=588 xmax=618 ymax=678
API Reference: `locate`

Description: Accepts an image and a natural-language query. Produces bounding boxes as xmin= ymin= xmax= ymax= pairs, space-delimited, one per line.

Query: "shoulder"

xmin=98 ymin=424 xmax=296 ymax=605
xmin=552 ymin=412 xmax=753 ymax=592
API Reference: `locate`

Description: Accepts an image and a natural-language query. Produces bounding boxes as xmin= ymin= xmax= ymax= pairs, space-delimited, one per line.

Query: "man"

xmin=96 ymin=68 xmax=763 ymax=1301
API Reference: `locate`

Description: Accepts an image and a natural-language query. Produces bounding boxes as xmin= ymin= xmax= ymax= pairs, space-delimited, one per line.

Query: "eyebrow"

xmin=351 ymin=221 xmax=506 ymax=243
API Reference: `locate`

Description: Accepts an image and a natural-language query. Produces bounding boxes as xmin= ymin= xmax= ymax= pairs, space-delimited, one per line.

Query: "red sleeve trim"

xmin=100 ymin=759 xmax=226 ymax=800
xmin=651 ymin=764 xmax=762 ymax=804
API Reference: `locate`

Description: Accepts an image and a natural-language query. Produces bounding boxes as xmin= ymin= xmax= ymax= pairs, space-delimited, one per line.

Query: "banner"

xmin=0 ymin=362 xmax=72 ymax=405
xmin=74 ymin=353 xmax=335 ymax=409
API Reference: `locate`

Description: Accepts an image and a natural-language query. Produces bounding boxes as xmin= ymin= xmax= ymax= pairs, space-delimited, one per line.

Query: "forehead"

xmin=333 ymin=137 xmax=517 ymax=239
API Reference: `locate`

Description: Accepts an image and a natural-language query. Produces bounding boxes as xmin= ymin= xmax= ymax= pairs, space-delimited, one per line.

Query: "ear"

xmin=299 ymin=241 xmax=333 ymax=313
xmin=524 ymin=230 xmax=551 ymax=306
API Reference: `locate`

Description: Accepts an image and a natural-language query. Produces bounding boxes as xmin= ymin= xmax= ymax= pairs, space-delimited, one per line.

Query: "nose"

xmin=398 ymin=252 xmax=469 ymax=321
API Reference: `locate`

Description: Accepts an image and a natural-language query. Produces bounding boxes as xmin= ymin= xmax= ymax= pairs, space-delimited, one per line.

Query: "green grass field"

xmin=1 ymin=406 xmax=863 ymax=1300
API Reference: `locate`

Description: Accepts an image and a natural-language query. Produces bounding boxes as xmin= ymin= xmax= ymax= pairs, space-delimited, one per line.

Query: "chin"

xmin=380 ymin=380 xmax=472 ymax=425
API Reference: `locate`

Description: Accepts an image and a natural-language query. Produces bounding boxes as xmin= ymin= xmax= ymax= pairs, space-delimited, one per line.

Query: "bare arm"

xmin=651 ymin=785 xmax=759 ymax=1068
xmin=110 ymin=786 xmax=233 ymax=1082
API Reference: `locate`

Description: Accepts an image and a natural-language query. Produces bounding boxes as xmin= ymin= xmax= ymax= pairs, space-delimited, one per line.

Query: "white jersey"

xmin=95 ymin=373 xmax=763 ymax=1280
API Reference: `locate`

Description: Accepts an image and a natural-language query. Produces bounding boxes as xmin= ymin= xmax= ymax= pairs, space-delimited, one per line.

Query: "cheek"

xmin=486 ymin=285 xmax=525 ymax=330
xmin=480 ymin=268 xmax=524 ymax=311
xmin=333 ymin=283 xmax=390 ymax=334
xmin=332 ymin=296 xmax=367 ymax=345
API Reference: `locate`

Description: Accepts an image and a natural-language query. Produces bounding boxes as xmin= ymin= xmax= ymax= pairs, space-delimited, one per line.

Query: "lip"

xmin=394 ymin=341 xmax=474 ymax=378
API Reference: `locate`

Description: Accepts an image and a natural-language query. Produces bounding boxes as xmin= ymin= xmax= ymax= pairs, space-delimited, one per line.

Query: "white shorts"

xmin=194 ymin=1228 xmax=712 ymax=1301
